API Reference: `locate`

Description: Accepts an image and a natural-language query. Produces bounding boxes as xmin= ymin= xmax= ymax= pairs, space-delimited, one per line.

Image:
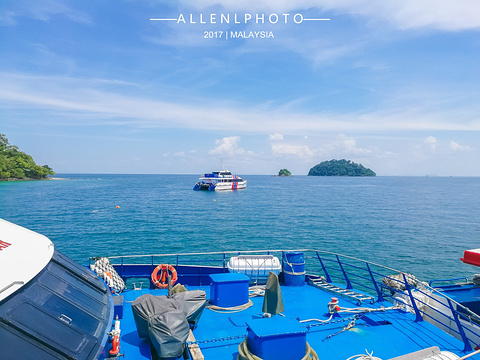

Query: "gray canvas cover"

xmin=262 ymin=271 xmax=285 ymax=315
xmin=131 ymin=294 xmax=180 ymax=338
xmin=148 ymin=309 xmax=190 ymax=358
xmin=172 ymin=290 xmax=207 ymax=326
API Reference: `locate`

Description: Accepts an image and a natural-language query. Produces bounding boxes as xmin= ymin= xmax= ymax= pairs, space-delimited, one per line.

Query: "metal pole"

xmin=403 ymin=273 xmax=423 ymax=323
xmin=366 ymin=262 xmax=383 ymax=302
xmin=447 ymin=298 xmax=472 ymax=352
xmin=316 ymin=252 xmax=331 ymax=283
xmin=336 ymin=255 xmax=352 ymax=289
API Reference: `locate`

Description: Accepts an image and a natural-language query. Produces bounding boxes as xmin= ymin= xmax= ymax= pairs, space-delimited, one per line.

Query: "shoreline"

xmin=0 ymin=177 xmax=63 ymax=182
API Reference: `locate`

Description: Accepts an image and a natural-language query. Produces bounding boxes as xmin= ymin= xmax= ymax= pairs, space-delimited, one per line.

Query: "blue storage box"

xmin=209 ymin=273 xmax=249 ymax=307
xmin=246 ymin=317 xmax=307 ymax=360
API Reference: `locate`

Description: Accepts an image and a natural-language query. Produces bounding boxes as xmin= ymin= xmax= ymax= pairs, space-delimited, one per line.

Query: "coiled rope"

xmin=237 ymin=338 xmax=319 ymax=360
xmin=206 ymin=299 xmax=254 ymax=313
xmin=206 ymin=285 xmax=266 ymax=313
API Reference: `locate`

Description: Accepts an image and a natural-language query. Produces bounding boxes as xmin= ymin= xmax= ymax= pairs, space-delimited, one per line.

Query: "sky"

xmin=1 ymin=0 xmax=479 ymax=176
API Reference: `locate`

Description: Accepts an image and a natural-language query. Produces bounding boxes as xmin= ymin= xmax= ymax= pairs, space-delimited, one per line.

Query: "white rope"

xmin=346 ymin=350 xmax=381 ymax=360
xmin=299 ymin=314 xmax=333 ymax=324
xmin=206 ymin=299 xmax=254 ymax=313
xmin=249 ymin=285 xmax=266 ymax=297
xmin=458 ymin=349 xmax=480 ymax=360
xmin=91 ymin=257 xmax=126 ymax=293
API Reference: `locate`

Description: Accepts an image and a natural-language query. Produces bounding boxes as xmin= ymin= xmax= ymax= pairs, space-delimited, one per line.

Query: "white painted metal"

xmin=195 ymin=169 xmax=247 ymax=191
xmin=0 ymin=218 xmax=54 ymax=301
xmin=227 ymin=255 xmax=281 ymax=278
xmin=395 ymin=288 xmax=480 ymax=349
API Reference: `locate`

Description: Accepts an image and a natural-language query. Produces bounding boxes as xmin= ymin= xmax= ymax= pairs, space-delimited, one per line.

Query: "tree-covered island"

xmin=308 ymin=159 xmax=376 ymax=177
xmin=0 ymin=134 xmax=55 ymax=180
xmin=277 ymin=169 xmax=291 ymax=177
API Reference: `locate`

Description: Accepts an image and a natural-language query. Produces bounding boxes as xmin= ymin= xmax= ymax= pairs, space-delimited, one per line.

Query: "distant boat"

xmin=193 ymin=169 xmax=247 ymax=191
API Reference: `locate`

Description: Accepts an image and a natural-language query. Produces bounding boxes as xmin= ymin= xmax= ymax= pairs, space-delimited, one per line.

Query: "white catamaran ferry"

xmin=193 ymin=169 xmax=247 ymax=191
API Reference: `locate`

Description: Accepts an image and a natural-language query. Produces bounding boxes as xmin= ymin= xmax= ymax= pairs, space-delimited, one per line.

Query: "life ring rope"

xmin=152 ymin=264 xmax=178 ymax=289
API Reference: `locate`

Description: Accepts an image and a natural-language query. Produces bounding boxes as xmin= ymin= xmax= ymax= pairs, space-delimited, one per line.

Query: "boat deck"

xmin=117 ymin=282 xmax=477 ymax=359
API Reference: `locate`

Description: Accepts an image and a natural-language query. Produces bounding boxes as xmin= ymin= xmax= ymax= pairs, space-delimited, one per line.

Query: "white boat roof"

xmin=0 ymin=219 xmax=54 ymax=301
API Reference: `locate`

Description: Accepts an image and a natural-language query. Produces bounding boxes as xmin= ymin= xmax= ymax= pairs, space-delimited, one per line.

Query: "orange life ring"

xmin=152 ymin=264 xmax=178 ymax=289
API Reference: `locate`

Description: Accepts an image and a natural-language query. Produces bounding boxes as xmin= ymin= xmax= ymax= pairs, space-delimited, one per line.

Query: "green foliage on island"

xmin=308 ymin=159 xmax=376 ymax=177
xmin=0 ymin=134 xmax=55 ymax=180
xmin=278 ymin=169 xmax=291 ymax=177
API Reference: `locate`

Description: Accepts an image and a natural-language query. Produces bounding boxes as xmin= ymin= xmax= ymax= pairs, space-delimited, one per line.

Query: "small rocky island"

xmin=308 ymin=159 xmax=376 ymax=177
xmin=0 ymin=134 xmax=55 ymax=181
xmin=277 ymin=169 xmax=291 ymax=177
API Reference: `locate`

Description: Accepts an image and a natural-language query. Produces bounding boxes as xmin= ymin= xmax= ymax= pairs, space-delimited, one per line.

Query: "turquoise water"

xmin=1 ymin=174 xmax=479 ymax=281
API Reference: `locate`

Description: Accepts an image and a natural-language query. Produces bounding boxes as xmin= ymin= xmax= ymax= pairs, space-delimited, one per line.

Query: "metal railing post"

xmin=336 ymin=255 xmax=353 ymax=289
xmin=403 ymin=274 xmax=423 ymax=322
xmin=447 ymin=298 xmax=473 ymax=352
xmin=316 ymin=252 xmax=331 ymax=283
xmin=366 ymin=262 xmax=383 ymax=302
xmin=151 ymin=256 xmax=155 ymax=289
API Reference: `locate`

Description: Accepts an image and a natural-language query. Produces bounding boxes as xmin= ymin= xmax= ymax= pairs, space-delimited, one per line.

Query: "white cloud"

xmin=1 ymin=0 xmax=92 ymax=26
xmin=271 ymin=134 xmax=374 ymax=160
xmin=0 ymin=11 xmax=16 ymax=26
xmin=271 ymin=143 xmax=317 ymax=159
xmin=424 ymin=136 xmax=438 ymax=152
xmin=332 ymin=134 xmax=372 ymax=155
xmin=2 ymin=72 xmax=480 ymax=135
xmin=269 ymin=133 xmax=284 ymax=140
xmin=209 ymin=136 xmax=245 ymax=156
xmin=449 ymin=141 xmax=471 ymax=152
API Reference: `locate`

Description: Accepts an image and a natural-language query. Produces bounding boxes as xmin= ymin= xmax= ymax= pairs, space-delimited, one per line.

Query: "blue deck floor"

xmin=118 ymin=283 xmax=479 ymax=359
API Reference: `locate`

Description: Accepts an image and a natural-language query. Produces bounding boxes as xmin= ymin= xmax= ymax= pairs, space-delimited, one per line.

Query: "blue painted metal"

xmin=316 ymin=252 xmax=332 ymax=282
xmin=283 ymin=252 xmax=305 ymax=286
xmin=209 ymin=273 xmax=250 ymax=307
xmin=87 ymin=250 xmax=480 ymax=359
xmin=336 ymin=255 xmax=353 ymax=289
xmin=403 ymin=273 xmax=424 ymax=323
xmin=246 ymin=317 xmax=307 ymax=360
xmin=448 ymin=298 xmax=473 ymax=352
xmin=366 ymin=262 xmax=384 ymax=302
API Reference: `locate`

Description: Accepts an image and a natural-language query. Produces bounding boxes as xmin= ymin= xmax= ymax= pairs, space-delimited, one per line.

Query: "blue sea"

xmin=1 ymin=174 xmax=479 ymax=282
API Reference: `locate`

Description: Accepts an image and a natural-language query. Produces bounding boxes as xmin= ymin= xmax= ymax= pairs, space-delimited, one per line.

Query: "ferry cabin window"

xmin=0 ymin=250 xmax=113 ymax=360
